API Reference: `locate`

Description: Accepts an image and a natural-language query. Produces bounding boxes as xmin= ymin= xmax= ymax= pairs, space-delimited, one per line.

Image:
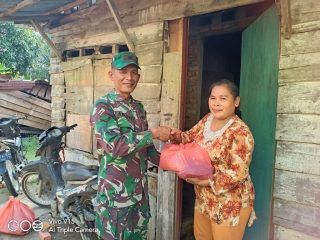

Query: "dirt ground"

xmin=0 ymin=186 xmax=83 ymax=240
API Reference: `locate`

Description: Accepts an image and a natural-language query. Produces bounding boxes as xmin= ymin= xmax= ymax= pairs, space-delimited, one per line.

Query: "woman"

xmin=171 ymin=79 xmax=256 ymax=240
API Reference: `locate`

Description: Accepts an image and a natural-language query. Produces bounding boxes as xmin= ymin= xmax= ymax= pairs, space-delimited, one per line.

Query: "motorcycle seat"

xmin=0 ymin=119 xmax=12 ymax=126
xmin=61 ymin=161 xmax=98 ymax=182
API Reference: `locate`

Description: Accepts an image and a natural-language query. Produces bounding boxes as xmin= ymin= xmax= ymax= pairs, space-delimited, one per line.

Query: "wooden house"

xmin=0 ymin=0 xmax=319 ymax=239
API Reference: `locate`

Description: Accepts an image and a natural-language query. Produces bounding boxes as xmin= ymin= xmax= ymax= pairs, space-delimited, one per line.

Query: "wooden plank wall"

xmin=274 ymin=0 xmax=320 ymax=239
xmin=0 ymin=91 xmax=51 ymax=130
xmin=61 ymin=58 xmax=94 ymax=153
xmin=49 ymin=0 xmax=264 ymax=50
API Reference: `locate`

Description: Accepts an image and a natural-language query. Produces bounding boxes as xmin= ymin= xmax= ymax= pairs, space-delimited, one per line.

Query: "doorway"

xmin=200 ymin=32 xmax=242 ymax=118
xmin=181 ymin=2 xmax=278 ymax=240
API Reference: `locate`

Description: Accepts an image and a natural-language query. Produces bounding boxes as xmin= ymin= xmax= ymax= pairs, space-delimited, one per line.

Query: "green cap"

xmin=111 ymin=52 xmax=140 ymax=69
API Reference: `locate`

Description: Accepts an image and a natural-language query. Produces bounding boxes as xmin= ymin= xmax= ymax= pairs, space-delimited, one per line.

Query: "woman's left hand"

xmin=185 ymin=178 xmax=210 ymax=186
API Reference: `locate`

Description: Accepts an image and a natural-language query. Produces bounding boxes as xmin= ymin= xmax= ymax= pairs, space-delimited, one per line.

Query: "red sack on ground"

xmin=0 ymin=196 xmax=36 ymax=235
xmin=160 ymin=142 xmax=213 ymax=180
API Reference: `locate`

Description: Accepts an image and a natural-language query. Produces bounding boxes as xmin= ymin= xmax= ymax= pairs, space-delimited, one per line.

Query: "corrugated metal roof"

xmin=0 ymin=0 xmax=82 ymax=23
xmin=0 ymin=80 xmax=36 ymax=91
xmin=0 ymin=79 xmax=51 ymax=102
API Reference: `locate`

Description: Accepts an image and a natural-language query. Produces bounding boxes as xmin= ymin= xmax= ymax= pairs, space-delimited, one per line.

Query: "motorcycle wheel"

xmin=2 ymin=160 xmax=20 ymax=196
xmin=21 ymin=171 xmax=54 ymax=207
xmin=79 ymin=221 xmax=98 ymax=240
xmin=80 ymin=230 xmax=98 ymax=240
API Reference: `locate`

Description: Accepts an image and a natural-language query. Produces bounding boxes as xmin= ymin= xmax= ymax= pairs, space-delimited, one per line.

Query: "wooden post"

xmin=105 ymin=0 xmax=135 ymax=52
xmin=31 ymin=20 xmax=62 ymax=61
xmin=275 ymin=0 xmax=292 ymax=39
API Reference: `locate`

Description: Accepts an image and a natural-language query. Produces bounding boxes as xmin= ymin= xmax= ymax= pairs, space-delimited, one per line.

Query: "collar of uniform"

xmin=109 ymin=89 xmax=134 ymax=103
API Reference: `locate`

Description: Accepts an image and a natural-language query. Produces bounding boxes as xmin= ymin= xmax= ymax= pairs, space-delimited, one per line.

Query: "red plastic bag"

xmin=0 ymin=196 xmax=36 ymax=235
xmin=160 ymin=142 xmax=213 ymax=180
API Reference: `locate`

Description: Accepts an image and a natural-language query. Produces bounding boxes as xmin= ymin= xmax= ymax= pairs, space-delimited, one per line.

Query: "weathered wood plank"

xmin=50 ymin=73 xmax=65 ymax=85
xmin=290 ymin=0 xmax=320 ymax=25
xmin=277 ymin=82 xmax=320 ymax=114
xmin=0 ymin=107 xmax=50 ymax=129
xmin=276 ymin=114 xmax=320 ymax=144
xmin=281 ymin=30 xmax=320 ymax=55
xmin=66 ymin=114 xmax=92 ymax=153
xmin=275 ymin=141 xmax=320 ymax=175
xmin=147 ymin=194 xmax=157 ymax=240
xmin=0 ymin=93 xmax=51 ymax=116
xmin=51 ymin=109 xmax=65 ymax=122
xmin=132 ymin=83 xmax=161 ymax=101
xmin=274 ymin=169 xmax=320 ymax=207
xmin=157 ymin=52 xmax=182 ymax=240
xmin=273 ymin=198 xmax=320 ymax=238
xmin=0 ymin=100 xmax=51 ymax=121
xmin=56 ymin=21 xmax=164 ymax=49
xmin=64 ymin=60 xmax=94 ymax=115
xmin=51 ymin=97 xmax=65 ymax=110
xmin=61 ymin=58 xmax=92 ymax=72
xmin=279 ymin=64 xmax=320 ymax=83
xmin=93 ymin=58 xmax=112 ymax=90
xmin=277 ymin=0 xmax=291 ymax=39
xmin=65 ymin=87 xmax=93 ymax=115
xmin=135 ymin=42 xmax=164 ymax=66
xmin=292 ymin=20 xmax=320 ymax=33
xmin=146 ymin=113 xmax=160 ymax=128
xmin=49 ymin=61 xmax=63 ymax=74
xmin=156 ymin=169 xmax=177 ymax=240
xmin=274 ymin=225 xmax=320 ymax=240
xmin=160 ymin=53 xmax=182 ymax=126
xmin=142 ymin=100 xmax=161 ymax=114
xmin=45 ymin=0 xmax=88 ymax=16
xmin=279 ymin=52 xmax=320 ymax=69
xmin=7 ymin=91 xmax=51 ymax=110
xmin=140 ymin=65 xmax=162 ymax=83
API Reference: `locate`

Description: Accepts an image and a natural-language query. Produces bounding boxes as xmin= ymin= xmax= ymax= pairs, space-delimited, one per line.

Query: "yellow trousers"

xmin=194 ymin=208 xmax=251 ymax=240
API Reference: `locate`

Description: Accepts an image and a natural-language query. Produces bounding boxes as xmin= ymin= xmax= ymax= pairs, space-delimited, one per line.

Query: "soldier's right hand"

xmin=151 ymin=126 xmax=171 ymax=141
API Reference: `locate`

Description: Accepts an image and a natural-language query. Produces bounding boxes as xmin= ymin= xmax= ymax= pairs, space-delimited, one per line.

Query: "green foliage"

xmin=22 ymin=135 xmax=40 ymax=161
xmin=0 ymin=21 xmax=50 ymax=80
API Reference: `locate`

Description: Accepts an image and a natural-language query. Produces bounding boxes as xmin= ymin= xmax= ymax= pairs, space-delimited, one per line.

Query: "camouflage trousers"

xmin=95 ymin=200 xmax=150 ymax=240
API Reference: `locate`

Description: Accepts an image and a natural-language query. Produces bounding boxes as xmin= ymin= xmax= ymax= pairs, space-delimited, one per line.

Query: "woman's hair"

xmin=208 ymin=79 xmax=242 ymax=118
xmin=208 ymin=79 xmax=239 ymax=99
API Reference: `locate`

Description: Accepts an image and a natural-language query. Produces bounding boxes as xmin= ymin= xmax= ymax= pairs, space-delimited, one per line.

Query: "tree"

xmin=0 ymin=21 xmax=50 ymax=80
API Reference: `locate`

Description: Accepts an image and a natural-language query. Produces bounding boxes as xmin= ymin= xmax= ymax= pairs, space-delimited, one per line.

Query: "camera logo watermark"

xmin=8 ymin=219 xmax=43 ymax=232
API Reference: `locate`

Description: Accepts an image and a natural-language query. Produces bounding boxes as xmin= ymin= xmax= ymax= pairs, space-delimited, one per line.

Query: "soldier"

xmin=90 ymin=51 xmax=171 ymax=240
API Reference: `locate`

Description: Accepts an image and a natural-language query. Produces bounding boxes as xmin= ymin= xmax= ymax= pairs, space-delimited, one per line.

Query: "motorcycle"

xmin=0 ymin=116 xmax=28 ymax=196
xmin=21 ymin=124 xmax=98 ymax=240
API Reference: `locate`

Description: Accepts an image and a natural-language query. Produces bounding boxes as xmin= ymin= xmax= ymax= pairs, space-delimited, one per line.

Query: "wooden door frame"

xmin=175 ymin=17 xmax=190 ymax=239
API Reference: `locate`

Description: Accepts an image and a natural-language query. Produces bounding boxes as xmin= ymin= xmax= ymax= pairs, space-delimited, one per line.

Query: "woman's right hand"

xmin=181 ymin=132 xmax=191 ymax=144
xmin=169 ymin=128 xmax=182 ymax=143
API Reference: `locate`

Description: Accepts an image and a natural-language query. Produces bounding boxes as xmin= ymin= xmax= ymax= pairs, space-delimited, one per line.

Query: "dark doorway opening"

xmin=200 ymin=32 xmax=242 ymax=118
xmin=181 ymin=31 xmax=242 ymax=240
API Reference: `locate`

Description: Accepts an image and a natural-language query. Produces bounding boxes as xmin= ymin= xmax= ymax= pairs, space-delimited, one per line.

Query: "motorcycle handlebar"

xmin=69 ymin=124 xmax=78 ymax=129
xmin=61 ymin=124 xmax=78 ymax=133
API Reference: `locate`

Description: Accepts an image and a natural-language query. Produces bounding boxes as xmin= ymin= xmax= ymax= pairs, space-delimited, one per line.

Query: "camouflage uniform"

xmin=90 ymin=90 xmax=159 ymax=240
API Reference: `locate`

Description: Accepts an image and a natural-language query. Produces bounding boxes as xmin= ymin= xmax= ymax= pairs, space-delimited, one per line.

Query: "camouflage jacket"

xmin=90 ymin=90 xmax=159 ymax=209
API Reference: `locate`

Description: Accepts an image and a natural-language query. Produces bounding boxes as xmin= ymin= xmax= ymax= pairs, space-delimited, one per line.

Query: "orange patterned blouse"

xmin=185 ymin=113 xmax=256 ymax=227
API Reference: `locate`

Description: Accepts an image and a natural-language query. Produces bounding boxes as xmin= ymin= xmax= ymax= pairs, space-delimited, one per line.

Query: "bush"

xmin=22 ymin=135 xmax=40 ymax=161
